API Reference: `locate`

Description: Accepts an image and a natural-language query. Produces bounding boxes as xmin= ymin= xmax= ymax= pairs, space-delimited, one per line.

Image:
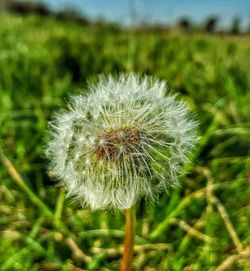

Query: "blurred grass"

xmin=0 ymin=13 xmax=250 ymax=271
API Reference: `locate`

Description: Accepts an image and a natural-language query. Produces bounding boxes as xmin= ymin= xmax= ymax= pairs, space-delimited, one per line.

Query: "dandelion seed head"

xmin=46 ymin=74 xmax=198 ymax=210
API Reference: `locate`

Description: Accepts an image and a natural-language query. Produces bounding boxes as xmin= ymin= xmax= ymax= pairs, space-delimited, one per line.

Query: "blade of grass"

xmin=0 ymin=149 xmax=53 ymax=217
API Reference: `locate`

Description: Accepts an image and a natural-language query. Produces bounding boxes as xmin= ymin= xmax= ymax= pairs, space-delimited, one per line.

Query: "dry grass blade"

xmin=213 ymin=249 xmax=250 ymax=271
xmin=209 ymin=195 xmax=244 ymax=253
xmin=202 ymin=167 xmax=244 ymax=253
xmin=65 ymin=238 xmax=92 ymax=263
xmin=54 ymin=232 xmax=92 ymax=263
xmin=169 ymin=218 xmax=215 ymax=243
xmin=90 ymin=243 xmax=172 ymax=257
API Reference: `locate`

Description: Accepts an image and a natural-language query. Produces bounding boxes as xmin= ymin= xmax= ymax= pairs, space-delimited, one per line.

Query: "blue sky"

xmin=41 ymin=0 xmax=250 ymax=29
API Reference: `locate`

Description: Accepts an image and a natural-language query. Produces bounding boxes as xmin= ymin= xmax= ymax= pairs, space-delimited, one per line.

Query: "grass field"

xmin=0 ymin=13 xmax=250 ymax=271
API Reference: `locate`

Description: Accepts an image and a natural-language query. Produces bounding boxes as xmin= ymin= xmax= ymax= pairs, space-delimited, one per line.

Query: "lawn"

xmin=0 ymin=13 xmax=249 ymax=271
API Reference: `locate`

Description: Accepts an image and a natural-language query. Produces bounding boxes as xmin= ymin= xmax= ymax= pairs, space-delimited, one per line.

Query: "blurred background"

xmin=0 ymin=0 xmax=249 ymax=270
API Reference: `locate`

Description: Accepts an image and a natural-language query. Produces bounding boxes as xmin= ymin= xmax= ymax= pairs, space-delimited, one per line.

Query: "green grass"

xmin=0 ymin=13 xmax=250 ymax=271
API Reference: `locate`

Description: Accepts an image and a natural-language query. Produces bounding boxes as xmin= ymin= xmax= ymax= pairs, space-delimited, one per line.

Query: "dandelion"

xmin=46 ymin=74 xmax=198 ymax=271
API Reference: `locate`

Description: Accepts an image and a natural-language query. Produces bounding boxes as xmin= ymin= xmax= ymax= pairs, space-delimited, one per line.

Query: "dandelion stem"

xmin=121 ymin=206 xmax=135 ymax=271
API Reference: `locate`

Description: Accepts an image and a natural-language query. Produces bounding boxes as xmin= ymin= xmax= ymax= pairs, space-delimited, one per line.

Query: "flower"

xmin=46 ymin=74 xmax=197 ymax=210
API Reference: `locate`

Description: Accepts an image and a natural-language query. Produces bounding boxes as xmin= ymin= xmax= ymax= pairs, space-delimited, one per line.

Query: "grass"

xmin=0 ymin=13 xmax=250 ymax=271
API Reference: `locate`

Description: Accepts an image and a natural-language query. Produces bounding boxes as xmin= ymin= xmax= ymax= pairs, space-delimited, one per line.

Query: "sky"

xmin=41 ymin=0 xmax=250 ymax=29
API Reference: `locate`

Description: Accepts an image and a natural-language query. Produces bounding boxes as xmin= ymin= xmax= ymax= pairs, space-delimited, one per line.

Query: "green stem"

xmin=54 ymin=189 xmax=65 ymax=227
xmin=121 ymin=207 xmax=135 ymax=271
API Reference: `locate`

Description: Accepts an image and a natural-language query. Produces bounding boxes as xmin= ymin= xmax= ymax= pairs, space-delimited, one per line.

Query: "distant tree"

xmin=0 ymin=0 xmax=14 ymax=10
xmin=178 ymin=17 xmax=192 ymax=31
xmin=5 ymin=0 xmax=89 ymax=24
xmin=230 ymin=17 xmax=241 ymax=35
xmin=8 ymin=0 xmax=51 ymax=16
xmin=204 ymin=16 xmax=219 ymax=33
xmin=55 ymin=10 xmax=89 ymax=25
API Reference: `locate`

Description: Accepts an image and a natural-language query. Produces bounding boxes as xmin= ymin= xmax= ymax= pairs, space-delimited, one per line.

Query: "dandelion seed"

xmin=46 ymin=74 xmax=198 ymax=210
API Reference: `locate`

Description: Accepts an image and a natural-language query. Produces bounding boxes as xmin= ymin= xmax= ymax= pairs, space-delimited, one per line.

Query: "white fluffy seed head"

xmin=46 ymin=74 xmax=198 ymax=210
